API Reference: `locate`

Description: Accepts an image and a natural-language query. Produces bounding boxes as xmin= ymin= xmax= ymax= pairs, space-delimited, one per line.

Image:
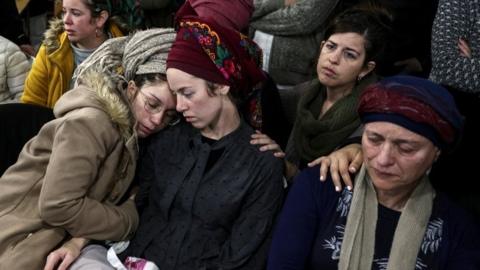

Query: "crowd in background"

xmin=0 ymin=0 xmax=479 ymax=269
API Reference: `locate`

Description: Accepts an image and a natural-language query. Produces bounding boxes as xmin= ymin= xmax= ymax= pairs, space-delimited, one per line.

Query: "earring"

xmin=95 ymin=28 xmax=100 ymax=37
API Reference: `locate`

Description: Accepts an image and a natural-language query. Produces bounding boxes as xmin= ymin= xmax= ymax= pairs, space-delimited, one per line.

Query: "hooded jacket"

xmin=0 ymin=70 xmax=139 ymax=269
xmin=21 ymin=18 xmax=124 ymax=108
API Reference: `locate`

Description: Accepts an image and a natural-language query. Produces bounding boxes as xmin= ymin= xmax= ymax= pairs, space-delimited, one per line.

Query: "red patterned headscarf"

xmin=167 ymin=1 xmax=265 ymax=102
xmin=358 ymin=75 xmax=464 ymax=151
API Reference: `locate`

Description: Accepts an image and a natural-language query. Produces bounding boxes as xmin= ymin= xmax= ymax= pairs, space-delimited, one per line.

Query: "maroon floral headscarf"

xmin=167 ymin=1 xmax=265 ymax=102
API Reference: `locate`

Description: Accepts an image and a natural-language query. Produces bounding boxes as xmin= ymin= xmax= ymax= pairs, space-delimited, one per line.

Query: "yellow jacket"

xmin=21 ymin=18 xmax=124 ymax=108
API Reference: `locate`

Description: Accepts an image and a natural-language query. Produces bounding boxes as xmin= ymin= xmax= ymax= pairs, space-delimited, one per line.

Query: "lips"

xmin=183 ymin=115 xmax=195 ymax=122
xmin=372 ymin=167 xmax=396 ymax=178
xmin=321 ymin=67 xmax=336 ymax=77
xmin=139 ymin=124 xmax=153 ymax=135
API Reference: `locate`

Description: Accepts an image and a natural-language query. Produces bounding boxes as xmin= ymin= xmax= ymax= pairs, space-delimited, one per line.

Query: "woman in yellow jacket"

xmin=21 ymin=0 xmax=128 ymax=108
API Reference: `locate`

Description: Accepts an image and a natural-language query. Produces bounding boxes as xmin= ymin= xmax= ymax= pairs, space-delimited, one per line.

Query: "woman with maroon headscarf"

xmin=268 ymin=76 xmax=480 ymax=269
xmin=63 ymin=1 xmax=285 ymax=270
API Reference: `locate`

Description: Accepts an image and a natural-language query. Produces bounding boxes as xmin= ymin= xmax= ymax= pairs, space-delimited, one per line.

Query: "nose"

xmin=376 ymin=144 xmax=395 ymax=167
xmin=329 ymin=50 xmax=341 ymax=64
xmin=150 ymin=110 xmax=164 ymax=127
xmin=176 ymin=95 xmax=187 ymax=112
xmin=63 ymin=12 xmax=72 ymax=25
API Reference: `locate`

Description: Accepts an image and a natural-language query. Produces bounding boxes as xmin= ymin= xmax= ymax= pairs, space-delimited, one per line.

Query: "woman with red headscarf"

xmin=61 ymin=1 xmax=285 ymax=270
xmin=268 ymin=75 xmax=480 ymax=269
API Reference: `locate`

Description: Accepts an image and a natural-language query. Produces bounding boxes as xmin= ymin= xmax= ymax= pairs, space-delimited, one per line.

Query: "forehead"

xmin=326 ymin=32 xmax=366 ymax=51
xmin=364 ymin=122 xmax=430 ymax=144
xmin=63 ymin=0 xmax=89 ymax=9
xmin=141 ymin=81 xmax=170 ymax=97
xmin=166 ymin=68 xmax=206 ymax=91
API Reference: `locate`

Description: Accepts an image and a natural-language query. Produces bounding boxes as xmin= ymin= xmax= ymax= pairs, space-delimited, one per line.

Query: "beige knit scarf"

xmin=339 ymin=164 xmax=435 ymax=270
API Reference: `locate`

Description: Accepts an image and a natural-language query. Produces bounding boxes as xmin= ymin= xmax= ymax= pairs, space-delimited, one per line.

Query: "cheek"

xmin=131 ymin=99 xmax=146 ymax=120
xmin=77 ymin=18 xmax=93 ymax=31
xmin=338 ymin=63 xmax=362 ymax=78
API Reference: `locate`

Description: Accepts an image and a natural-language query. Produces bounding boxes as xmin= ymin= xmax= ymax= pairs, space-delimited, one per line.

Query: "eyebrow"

xmin=172 ymin=87 xmax=190 ymax=95
xmin=143 ymin=92 xmax=163 ymax=104
xmin=366 ymin=130 xmax=420 ymax=146
xmin=326 ymin=40 xmax=360 ymax=55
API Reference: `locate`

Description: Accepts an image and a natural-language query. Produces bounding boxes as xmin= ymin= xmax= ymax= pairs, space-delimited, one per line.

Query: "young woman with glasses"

xmin=0 ymin=29 xmax=177 ymax=269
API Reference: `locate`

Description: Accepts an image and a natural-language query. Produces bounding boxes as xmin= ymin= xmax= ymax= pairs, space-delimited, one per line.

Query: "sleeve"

xmin=444 ymin=209 xmax=480 ymax=269
xmin=6 ymin=42 xmax=31 ymax=100
xmin=250 ymin=0 xmax=339 ymax=35
xmin=430 ymin=0 xmax=480 ymax=93
xmin=205 ymin=157 xmax=285 ymax=269
xmin=21 ymin=45 xmax=50 ymax=106
xmin=267 ymin=169 xmax=320 ymax=270
xmin=38 ymin=113 xmax=138 ymax=241
xmin=134 ymin=141 xmax=156 ymax=214
xmin=252 ymin=0 xmax=284 ymax=19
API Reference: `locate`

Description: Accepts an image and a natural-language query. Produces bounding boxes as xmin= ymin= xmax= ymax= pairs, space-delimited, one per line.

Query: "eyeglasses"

xmin=138 ymin=90 xmax=181 ymax=126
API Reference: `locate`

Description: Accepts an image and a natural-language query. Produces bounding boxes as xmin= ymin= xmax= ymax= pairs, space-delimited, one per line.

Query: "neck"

xmin=74 ymin=32 xmax=107 ymax=50
xmin=325 ymin=82 xmax=355 ymax=102
xmin=320 ymin=83 xmax=354 ymax=118
xmin=375 ymin=181 xmax=421 ymax=211
xmin=201 ymin=102 xmax=241 ymax=140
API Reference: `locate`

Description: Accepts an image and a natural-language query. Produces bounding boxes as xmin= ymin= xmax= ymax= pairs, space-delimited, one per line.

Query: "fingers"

xmin=250 ymin=131 xmax=284 ymax=155
xmin=258 ymin=143 xmax=281 ymax=153
xmin=44 ymin=252 xmax=61 ymax=270
xmin=57 ymin=254 xmax=77 ymax=270
xmin=337 ymin=157 xmax=353 ymax=191
xmin=250 ymin=133 xmax=275 ymax=146
xmin=349 ymin=151 xmax=363 ymax=174
xmin=310 ymin=157 xmax=329 ymax=181
xmin=328 ymin=158 xmax=343 ymax=192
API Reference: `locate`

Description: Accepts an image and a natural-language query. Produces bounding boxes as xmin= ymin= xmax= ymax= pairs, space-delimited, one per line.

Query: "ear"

xmin=215 ymin=84 xmax=230 ymax=96
xmin=358 ymin=61 xmax=376 ymax=80
xmin=127 ymin=81 xmax=137 ymax=100
xmin=434 ymin=149 xmax=441 ymax=162
xmin=95 ymin=10 xmax=109 ymax=29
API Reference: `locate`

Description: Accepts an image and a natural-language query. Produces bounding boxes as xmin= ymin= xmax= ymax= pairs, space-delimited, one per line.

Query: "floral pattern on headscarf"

xmin=180 ymin=21 xmax=240 ymax=83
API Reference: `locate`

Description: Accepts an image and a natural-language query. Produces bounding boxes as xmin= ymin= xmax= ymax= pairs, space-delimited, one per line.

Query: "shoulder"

xmin=434 ymin=193 xmax=480 ymax=240
xmin=109 ymin=22 xmax=126 ymax=37
xmin=292 ymin=166 xmax=342 ymax=201
xmin=149 ymin=121 xmax=194 ymax=144
xmin=235 ymin=123 xmax=284 ymax=169
xmin=61 ymin=110 xmax=124 ymax=155
xmin=56 ymin=98 xmax=122 ymax=139
xmin=43 ymin=18 xmax=65 ymax=53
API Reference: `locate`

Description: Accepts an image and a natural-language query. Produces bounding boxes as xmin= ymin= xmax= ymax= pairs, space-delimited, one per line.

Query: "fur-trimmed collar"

xmin=43 ymin=18 xmax=65 ymax=54
xmin=83 ymin=70 xmax=133 ymax=141
xmin=54 ymin=69 xmax=134 ymax=141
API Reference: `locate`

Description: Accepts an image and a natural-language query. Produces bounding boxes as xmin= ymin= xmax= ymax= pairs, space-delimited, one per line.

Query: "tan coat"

xmin=0 ymin=71 xmax=139 ymax=269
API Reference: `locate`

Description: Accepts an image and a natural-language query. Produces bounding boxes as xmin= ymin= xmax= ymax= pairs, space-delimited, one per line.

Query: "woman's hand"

xmin=308 ymin=143 xmax=363 ymax=192
xmin=250 ymin=131 xmax=285 ymax=158
xmin=44 ymin=238 xmax=89 ymax=270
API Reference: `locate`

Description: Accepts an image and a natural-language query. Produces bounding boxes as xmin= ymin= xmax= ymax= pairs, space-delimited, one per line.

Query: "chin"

xmin=137 ymin=130 xmax=148 ymax=138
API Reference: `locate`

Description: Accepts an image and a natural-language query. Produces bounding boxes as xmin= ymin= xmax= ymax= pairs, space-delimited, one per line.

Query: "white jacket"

xmin=0 ymin=36 xmax=31 ymax=103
